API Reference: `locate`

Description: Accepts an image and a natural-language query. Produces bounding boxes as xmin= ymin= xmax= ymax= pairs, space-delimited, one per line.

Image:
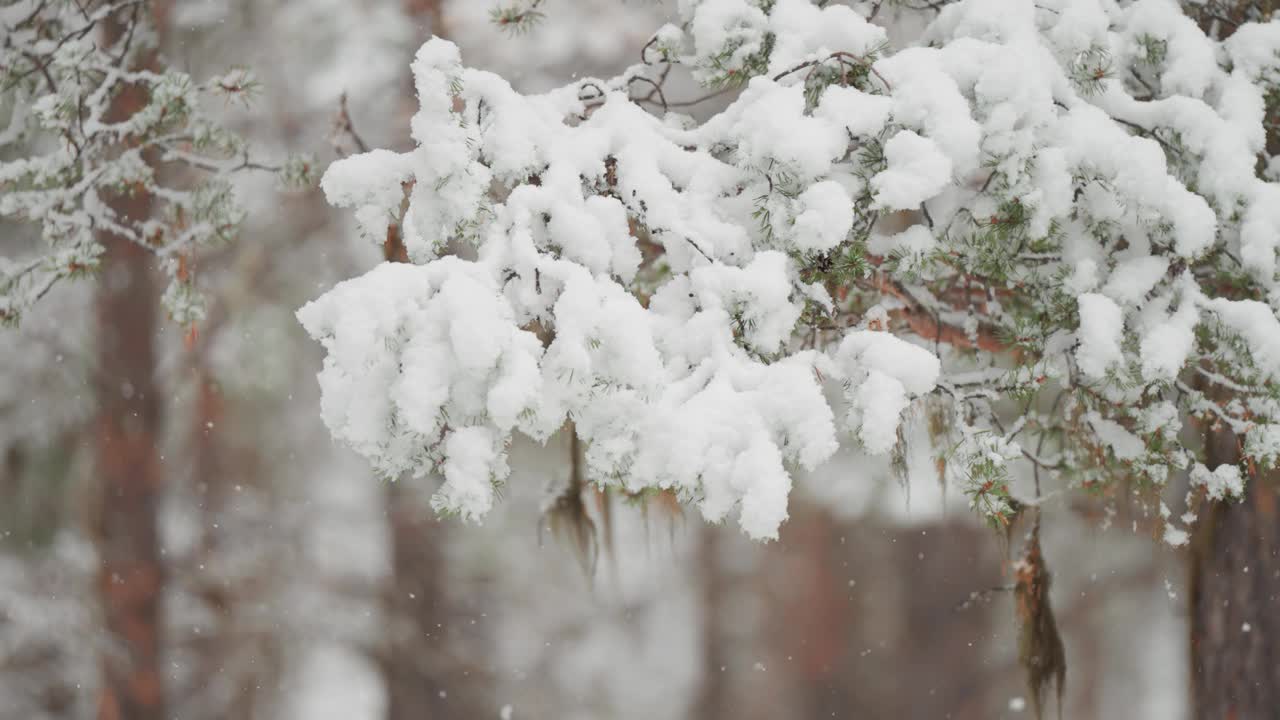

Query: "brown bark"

xmin=381 ymin=486 xmax=456 ymax=719
xmin=694 ymin=525 xmax=730 ymax=720
xmin=1190 ymin=428 xmax=1280 ymax=720
xmin=92 ymin=9 xmax=165 ymax=720
xmin=768 ymin=511 xmax=1003 ymax=720
xmin=1186 ymin=4 xmax=1280 ymax=717
xmin=889 ymin=523 xmax=1004 ymax=720
xmin=93 ymin=158 xmax=165 ymax=720
xmin=180 ymin=367 xmax=246 ymax=718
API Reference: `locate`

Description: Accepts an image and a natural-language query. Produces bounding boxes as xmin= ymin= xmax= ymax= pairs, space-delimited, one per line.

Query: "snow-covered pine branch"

xmin=300 ymin=0 xmax=1280 ymax=542
xmin=0 ymin=0 xmax=308 ymax=328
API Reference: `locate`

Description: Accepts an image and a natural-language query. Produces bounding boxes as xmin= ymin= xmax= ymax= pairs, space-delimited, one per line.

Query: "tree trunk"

xmin=1189 ymin=428 xmax=1280 ymax=719
xmin=93 ymin=177 xmax=165 ymax=720
xmin=93 ymin=9 xmax=165 ymax=720
xmin=757 ymin=503 xmax=1004 ymax=720
xmin=382 ymin=487 xmax=456 ymax=719
xmin=694 ymin=524 xmax=730 ymax=720
xmin=1185 ymin=4 xmax=1280 ymax=716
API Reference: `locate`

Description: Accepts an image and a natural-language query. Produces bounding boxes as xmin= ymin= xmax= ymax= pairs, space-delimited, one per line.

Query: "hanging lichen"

xmin=1014 ymin=517 xmax=1066 ymax=720
xmin=541 ymin=426 xmax=598 ymax=576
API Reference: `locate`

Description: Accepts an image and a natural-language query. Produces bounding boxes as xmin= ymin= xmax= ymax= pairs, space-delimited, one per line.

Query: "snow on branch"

xmin=0 ymin=0 xmax=310 ymax=328
xmin=301 ymin=0 xmax=1280 ymax=541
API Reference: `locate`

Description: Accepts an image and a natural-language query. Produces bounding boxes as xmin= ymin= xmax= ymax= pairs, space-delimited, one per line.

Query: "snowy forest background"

xmin=3 ymin=0 xmax=1277 ymax=718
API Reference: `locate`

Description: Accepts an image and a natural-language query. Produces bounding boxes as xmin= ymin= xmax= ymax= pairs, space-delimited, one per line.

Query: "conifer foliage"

xmin=302 ymin=0 xmax=1280 ymax=544
xmin=0 ymin=0 xmax=304 ymax=329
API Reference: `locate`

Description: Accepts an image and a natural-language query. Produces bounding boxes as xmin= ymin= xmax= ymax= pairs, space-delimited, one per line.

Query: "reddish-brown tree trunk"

xmin=1186 ymin=5 xmax=1280 ymax=716
xmin=382 ymin=490 xmax=457 ymax=718
xmin=93 ymin=9 xmax=165 ymax=720
xmin=181 ymin=365 xmax=251 ymax=718
xmin=93 ymin=194 xmax=165 ymax=720
xmin=1190 ymin=427 xmax=1280 ymax=719
xmin=765 ymin=508 xmax=1003 ymax=720
xmin=694 ymin=525 xmax=730 ymax=720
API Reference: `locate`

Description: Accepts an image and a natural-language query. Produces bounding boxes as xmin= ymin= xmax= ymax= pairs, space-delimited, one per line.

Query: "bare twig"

xmin=955 ymin=583 xmax=1015 ymax=611
xmin=330 ymin=92 xmax=370 ymax=158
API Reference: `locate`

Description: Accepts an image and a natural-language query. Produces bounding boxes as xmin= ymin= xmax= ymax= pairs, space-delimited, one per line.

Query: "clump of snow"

xmin=321 ymin=150 xmax=413 ymax=245
xmin=875 ymin=46 xmax=982 ymax=177
xmin=872 ymin=131 xmax=952 ymax=211
xmin=1076 ymin=293 xmax=1125 ymax=380
xmin=1190 ymin=463 xmax=1245 ymax=502
xmin=814 ymin=86 xmax=893 ymax=138
xmin=765 ymin=0 xmax=888 ymax=75
xmin=729 ymin=80 xmax=846 ymax=181
xmin=1055 ymin=105 xmax=1217 ymax=258
xmin=685 ymin=0 xmax=769 ymax=84
xmin=1224 ymin=21 xmax=1280 ymax=81
xmin=1201 ymin=298 xmax=1280 ymax=380
xmin=870 ymin=225 xmax=936 ymax=261
xmin=1139 ymin=301 xmax=1197 ymax=382
xmin=1102 ymin=256 xmax=1168 ymax=306
xmin=835 ymin=330 xmax=940 ymax=454
xmin=1163 ymin=523 xmax=1189 ymax=548
xmin=1087 ymin=413 xmax=1145 ymax=462
xmin=1123 ymin=0 xmax=1218 ymax=97
xmin=296 ymin=259 xmax=544 ymax=517
xmin=1245 ymin=424 xmax=1280 ymax=469
xmin=791 ymin=181 xmax=853 ymax=253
